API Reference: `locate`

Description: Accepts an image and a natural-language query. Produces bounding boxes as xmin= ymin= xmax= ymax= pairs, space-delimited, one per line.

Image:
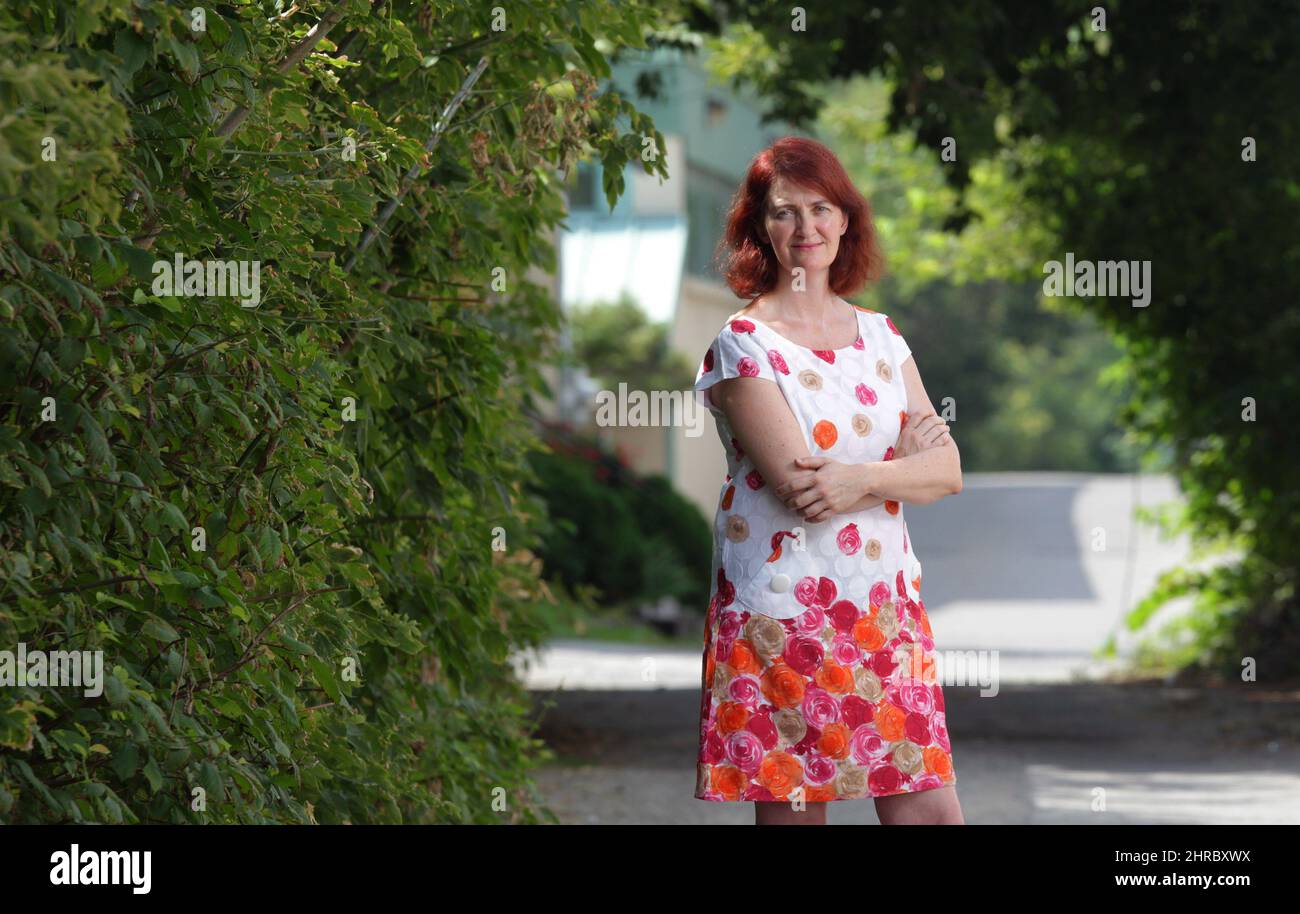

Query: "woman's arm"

xmin=709 ymin=375 xmax=814 ymax=498
xmin=776 ymin=353 xmax=962 ymax=520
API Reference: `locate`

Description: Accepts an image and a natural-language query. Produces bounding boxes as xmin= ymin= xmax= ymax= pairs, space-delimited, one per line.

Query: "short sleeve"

xmin=881 ymin=313 xmax=912 ymax=366
xmin=692 ymin=318 xmax=779 ymax=412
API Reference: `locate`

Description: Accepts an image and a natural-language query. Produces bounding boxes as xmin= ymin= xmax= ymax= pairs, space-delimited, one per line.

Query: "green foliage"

xmin=0 ymin=0 xmax=667 ymax=822
xmin=527 ymin=433 xmax=710 ymax=610
xmin=701 ymin=0 xmax=1300 ymax=678
xmin=569 ymin=293 xmax=696 ymax=393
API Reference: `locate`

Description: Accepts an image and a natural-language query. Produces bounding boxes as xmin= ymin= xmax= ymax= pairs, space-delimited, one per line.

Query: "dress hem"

xmin=694 ymin=777 xmax=956 ymax=803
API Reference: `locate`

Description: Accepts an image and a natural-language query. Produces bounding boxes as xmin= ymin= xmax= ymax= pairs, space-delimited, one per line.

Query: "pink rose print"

xmin=813 ymin=349 xmax=836 ymax=364
xmin=736 ymin=356 xmax=759 ymax=377
xmin=869 ymin=580 xmax=890 ymax=607
xmin=803 ymin=753 xmax=838 ymax=785
xmin=932 ymin=711 xmax=951 ymax=751
xmin=725 ymin=730 xmax=765 ymax=774
xmin=837 ymin=522 xmax=862 ymax=555
xmin=768 ymin=348 xmax=790 ymax=374
xmin=703 ymin=347 xmax=714 ymax=373
xmin=852 ymin=337 xmax=865 ymax=350
xmin=841 ymin=695 xmax=875 ymax=730
xmin=728 ymin=674 xmax=763 ymax=708
xmin=885 ymin=316 xmax=901 ymax=336
xmin=815 ymin=576 xmax=837 ymax=607
xmin=794 ymin=576 xmax=819 ymax=607
xmin=855 ymin=383 xmax=878 ymax=406
xmin=931 ymin=682 xmax=945 ymax=714
xmin=745 ymin=468 xmax=764 ymax=490
xmin=827 ymin=599 xmax=861 ymax=632
xmin=801 ymin=687 xmax=840 ymax=729
xmin=868 ymin=763 xmax=905 ymax=795
xmin=912 ymin=773 xmax=944 ymax=791
xmin=897 ymin=569 xmax=907 ymax=598
xmin=784 ymin=636 xmax=826 ymax=676
xmin=746 ymin=710 xmax=779 ymax=749
xmin=883 ymin=446 xmax=895 ymax=461
xmin=850 ymin=727 xmax=889 ymax=765
xmin=730 ymin=319 xmax=757 ymax=334
xmin=795 ymin=604 xmax=826 ymax=635
xmin=831 ymin=636 xmax=861 ymax=666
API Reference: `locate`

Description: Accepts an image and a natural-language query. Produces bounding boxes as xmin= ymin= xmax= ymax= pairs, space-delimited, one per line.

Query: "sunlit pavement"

xmin=519 ymin=474 xmax=1300 ymax=824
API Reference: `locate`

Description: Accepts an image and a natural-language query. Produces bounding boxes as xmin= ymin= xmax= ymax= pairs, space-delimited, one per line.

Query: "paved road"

xmin=517 ymin=474 xmax=1300 ymax=824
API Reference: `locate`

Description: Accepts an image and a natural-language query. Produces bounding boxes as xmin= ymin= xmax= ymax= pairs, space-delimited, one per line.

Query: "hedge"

xmin=0 ymin=0 xmax=666 ymax=823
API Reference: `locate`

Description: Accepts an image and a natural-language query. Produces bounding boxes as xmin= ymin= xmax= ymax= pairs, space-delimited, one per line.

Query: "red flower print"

xmin=783 ymin=636 xmax=826 ymax=676
xmin=737 ymin=356 xmax=759 ymax=377
xmin=855 ymin=383 xmax=877 ymax=406
xmin=815 ymin=576 xmax=837 ymax=607
xmin=852 ymin=337 xmax=865 ymax=350
xmin=746 ymin=710 xmax=779 ymax=749
xmin=703 ymin=347 xmax=714 ymax=372
xmin=885 ymin=500 xmax=900 ymax=515
xmin=896 ymin=569 xmax=907 ymax=597
xmin=827 ymin=599 xmax=861 ymax=631
xmin=868 ymin=763 xmax=905 ymax=795
xmin=730 ymin=319 xmax=757 ymax=334
xmin=721 ymin=484 xmax=734 ymax=509
xmin=717 ymin=568 xmax=736 ymax=606
xmin=768 ymin=349 xmax=790 ymax=374
xmin=869 ymin=650 xmax=898 ymax=678
xmin=836 ymin=522 xmax=861 ymax=555
xmin=841 ymin=695 xmax=875 ymax=729
xmin=885 ymin=316 xmax=901 ymax=336
xmin=813 ymin=349 xmax=836 ymax=364
xmin=745 ymin=468 xmax=764 ymax=490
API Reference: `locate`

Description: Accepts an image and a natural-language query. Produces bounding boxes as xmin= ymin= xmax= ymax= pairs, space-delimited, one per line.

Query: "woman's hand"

xmin=895 ymin=409 xmax=952 ymax=459
xmin=774 ymin=457 xmax=871 ymax=523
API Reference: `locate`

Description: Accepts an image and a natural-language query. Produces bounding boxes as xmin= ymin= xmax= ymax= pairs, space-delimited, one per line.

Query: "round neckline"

xmin=737 ymin=300 xmax=864 ymax=352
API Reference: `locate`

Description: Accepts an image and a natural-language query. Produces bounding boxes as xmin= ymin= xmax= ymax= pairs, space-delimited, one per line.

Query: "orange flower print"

xmin=716 ymin=701 xmax=752 ymax=735
xmin=875 ymin=703 xmax=908 ymax=742
xmin=761 ymin=661 xmax=807 ymax=709
xmin=711 ymin=764 xmax=749 ymax=800
xmin=885 ymin=500 xmax=900 ymax=515
xmin=756 ymin=750 xmax=804 ymax=799
xmin=924 ymin=747 xmax=955 ymax=782
xmin=721 ymin=484 xmax=735 ymax=510
xmin=851 ymin=617 xmax=886 ymax=650
xmin=816 ymin=722 xmax=852 ymax=759
xmin=806 ymin=784 xmax=838 ymax=802
xmin=814 ymin=661 xmax=855 ymax=694
xmin=813 ymin=419 xmax=837 ymax=449
xmin=728 ymin=639 xmax=762 ymax=675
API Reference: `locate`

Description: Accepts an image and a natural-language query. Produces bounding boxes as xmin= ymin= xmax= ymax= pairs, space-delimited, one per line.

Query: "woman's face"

xmin=759 ymin=176 xmax=848 ymax=280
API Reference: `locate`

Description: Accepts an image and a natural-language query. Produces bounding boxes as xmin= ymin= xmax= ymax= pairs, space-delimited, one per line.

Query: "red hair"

xmin=716 ymin=136 xmax=885 ymax=299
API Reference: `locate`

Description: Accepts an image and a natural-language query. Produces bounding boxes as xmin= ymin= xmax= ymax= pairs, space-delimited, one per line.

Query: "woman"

xmin=692 ymin=136 xmax=965 ymax=825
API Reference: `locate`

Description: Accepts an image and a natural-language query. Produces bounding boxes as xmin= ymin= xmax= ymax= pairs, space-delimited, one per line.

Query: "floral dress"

xmin=690 ymin=302 xmax=956 ymax=802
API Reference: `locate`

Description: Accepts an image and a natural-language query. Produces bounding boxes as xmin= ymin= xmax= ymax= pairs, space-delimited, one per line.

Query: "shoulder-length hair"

xmin=716 ymin=136 xmax=885 ymax=299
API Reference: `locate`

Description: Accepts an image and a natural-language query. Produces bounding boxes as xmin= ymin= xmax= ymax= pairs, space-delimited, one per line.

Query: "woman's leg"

xmin=754 ymin=800 xmax=828 ymax=825
xmin=874 ymin=785 xmax=965 ymax=824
